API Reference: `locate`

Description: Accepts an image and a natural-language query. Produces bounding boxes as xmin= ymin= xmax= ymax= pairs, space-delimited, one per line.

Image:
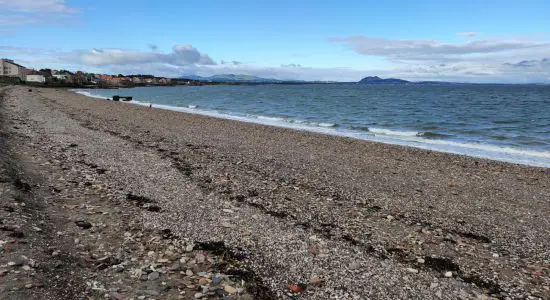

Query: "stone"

xmin=212 ymin=275 xmax=224 ymax=285
xmin=492 ymin=253 xmax=499 ymax=258
xmin=194 ymin=292 xmax=204 ymax=298
xmin=407 ymin=268 xmax=419 ymax=274
xmin=444 ymin=271 xmax=453 ymax=278
xmin=310 ymin=276 xmax=324 ymax=285
xmin=148 ymin=271 xmax=160 ymax=281
xmin=116 ymin=265 xmax=124 ymax=273
xmin=74 ymin=220 xmax=92 ymax=229
xmin=224 ymin=285 xmax=238 ymax=294
xmin=195 ymin=253 xmax=206 ymax=264
xmin=169 ymin=262 xmax=181 ymax=271
xmin=417 ymin=258 xmax=425 ymax=264
xmin=110 ymin=292 xmax=123 ymax=300
xmin=186 ymin=269 xmax=193 ymax=276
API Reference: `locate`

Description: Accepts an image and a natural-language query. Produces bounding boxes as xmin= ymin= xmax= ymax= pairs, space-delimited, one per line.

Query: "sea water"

xmin=74 ymin=84 xmax=550 ymax=168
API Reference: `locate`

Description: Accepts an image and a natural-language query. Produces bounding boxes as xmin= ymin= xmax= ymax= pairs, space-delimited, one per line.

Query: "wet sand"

xmin=1 ymin=85 xmax=549 ymax=299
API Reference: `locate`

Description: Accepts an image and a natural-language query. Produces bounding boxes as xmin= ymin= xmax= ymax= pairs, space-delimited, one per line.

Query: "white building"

xmin=1 ymin=58 xmax=26 ymax=79
xmin=53 ymin=73 xmax=70 ymax=80
xmin=25 ymin=74 xmax=46 ymax=83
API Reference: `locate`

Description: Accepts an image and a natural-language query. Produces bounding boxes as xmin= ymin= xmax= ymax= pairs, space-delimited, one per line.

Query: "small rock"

xmin=110 ymin=292 xmax=123 ymax=300
xmin=32 ymin=226 xmax=42 ymax=232
xmin=310 ymin=276 xmax=324 ymax=286
xmin=116 ymin=265 xmax=124 ymax=273
xmin=74 ymin=220 xmax=92 ymax=229
xmin=387 ymin=215 xmax=395 ymax=221
xmin=169 ymin=262 xmax=180 ymax=271
xmin=224 ymin=285 xmax=238 ymax=294
xmin=194 ymin=292 xmax=204 ymax=298
xmin=185 ymin=269 xmax=193 ymax=276
xmin=492 ymin=253 xmax=499 ymax=258
xmin=417 ymin=258 xmax=425 ymax=264
xmin=148 ymin=271 xmax=160 ymax=281
xmin=22 ymin=265 xmax=31 ymax=271
xmin=444 ymin=271 xmax=453 ymax=278
xmin=185 ymin=244 xmax=194 ymax=252
xmin=25 ymin=283 xmax=33 ymax=289
xmin=407 ymin=268 xmax=419 ymax=274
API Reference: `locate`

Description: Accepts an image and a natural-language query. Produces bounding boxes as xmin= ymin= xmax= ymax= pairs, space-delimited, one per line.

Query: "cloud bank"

xmin=2 ymin=34 xmax=550 ymax=83
xmin=67 ymin=45 xmax=215 ymax=67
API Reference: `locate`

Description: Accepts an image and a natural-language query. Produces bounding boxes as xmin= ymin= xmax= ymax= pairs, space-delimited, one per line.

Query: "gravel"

xmin=0 ymin=85 xmax=548 ymax=299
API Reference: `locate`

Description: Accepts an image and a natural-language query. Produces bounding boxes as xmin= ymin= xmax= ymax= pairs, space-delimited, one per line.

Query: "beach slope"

xmin=0 ymin=86 xmax=548 ymax=299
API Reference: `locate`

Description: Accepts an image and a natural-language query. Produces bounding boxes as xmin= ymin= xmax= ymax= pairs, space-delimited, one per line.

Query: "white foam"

xmin=73 ymin=89 xmax=550 ymax=168
xmin=369 ymin=127 xmax=419 ymax=137
xmin=72 ymin=89 xmax=109 ymax=100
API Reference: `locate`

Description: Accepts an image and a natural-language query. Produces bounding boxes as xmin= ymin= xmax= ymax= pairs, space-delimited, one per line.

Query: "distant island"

xmin=358 ymin=76 xmax=410 ymax=84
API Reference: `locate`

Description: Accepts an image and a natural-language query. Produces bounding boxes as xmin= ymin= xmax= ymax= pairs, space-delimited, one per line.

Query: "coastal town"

xmin=0 ymin=58 xmax=199 ymax=88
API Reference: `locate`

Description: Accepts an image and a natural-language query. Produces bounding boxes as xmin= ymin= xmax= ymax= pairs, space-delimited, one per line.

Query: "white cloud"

xmin=0 ymin=0 xmax=77 ymax=30
xmin=0 ymin=0 xmax=77 ymax=13
xmin=66 ymin=44 xmax=215 ymax=67
xmin=329 ymin=35 xmax=550 ymax=63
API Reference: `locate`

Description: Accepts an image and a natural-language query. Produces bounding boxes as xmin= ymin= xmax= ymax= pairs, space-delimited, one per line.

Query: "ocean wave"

xmin=368 ymin=127 xmax=419 ymax=137
xmin=72 ymin=89 xmax=108 ymax=100
xmin=417 ymin=131 xmax=453 ymax=139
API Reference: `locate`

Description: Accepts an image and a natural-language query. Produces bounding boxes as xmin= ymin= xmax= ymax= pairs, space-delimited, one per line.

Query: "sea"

xmin=73 ymin=84 xmax=550 ymax=168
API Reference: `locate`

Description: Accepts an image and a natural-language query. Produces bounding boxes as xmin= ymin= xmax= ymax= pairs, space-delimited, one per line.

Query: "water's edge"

xmin=72 ymin=89 xmax=550 ymax=168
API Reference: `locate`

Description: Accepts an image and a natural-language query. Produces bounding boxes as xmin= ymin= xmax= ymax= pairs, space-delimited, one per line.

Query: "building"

xmin=25 ymin=74 xmax=46 ymax=83
xmin=53 ymin=74 xmax=70 ymax=80
xmin=1 ymin=58 xmax=26 ymax=79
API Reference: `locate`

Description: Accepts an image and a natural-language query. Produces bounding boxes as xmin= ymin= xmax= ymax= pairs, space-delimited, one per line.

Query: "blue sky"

xmin=1 ymin=0 xmax=549 ymax=82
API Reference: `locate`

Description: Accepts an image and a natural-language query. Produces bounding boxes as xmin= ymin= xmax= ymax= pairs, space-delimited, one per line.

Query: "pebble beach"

xmin=0 ymin=85 xmax=549 ymax=299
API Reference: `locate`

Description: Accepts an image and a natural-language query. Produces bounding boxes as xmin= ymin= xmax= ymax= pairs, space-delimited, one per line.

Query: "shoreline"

xmin=2 ymin=85 xmax=549 ymax=299
xmin=71 ymin=87 xmax=550 ymax=169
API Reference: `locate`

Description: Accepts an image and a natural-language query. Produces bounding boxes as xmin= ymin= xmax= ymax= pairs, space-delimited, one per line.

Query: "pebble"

xmin=310 ymin=276 xmax=324 ymax=285
xmin=74 ymin=220 xmax=92 ymax=229
xmin=444 ymin=271 xmax=453 ymax=278
xmin=148 ymin=271 xmax=160 ymax=281
xmin=32 ymin=226 xmax=42 ymax=232
xmin=492 ymin=253 xmax=499 ymax=258
xmin=224 ymin=285 xmax=238 ymax=294
xmin=194 ymin=292 xmax=204 ymax=298
xmin=407 ymin=268 xmax=419 ymax=274
xmin=417 ymin=258 xmax=425 ymax=264
xmin=186 ymin=269 xmax=193 ymax=276
xmin=110 ymin=292 xmax=123 ymax=300
xmin=25 ymin=283 xmax=33 ymax=289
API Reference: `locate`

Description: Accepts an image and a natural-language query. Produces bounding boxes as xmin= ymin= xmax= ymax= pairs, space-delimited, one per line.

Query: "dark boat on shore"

xmin=112 ymin=95 xmax=133 ymax=101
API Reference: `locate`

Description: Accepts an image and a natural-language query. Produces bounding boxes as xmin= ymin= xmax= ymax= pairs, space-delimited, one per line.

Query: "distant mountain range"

xmin=180 ymin=74 xmax=286 ymax=83
xmin=180 ymin=74 xmax=545 ymax=85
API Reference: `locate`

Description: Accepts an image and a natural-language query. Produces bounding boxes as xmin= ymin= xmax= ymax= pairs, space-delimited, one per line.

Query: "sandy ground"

xmin=0 ymin=85 xmax=549 ymax=299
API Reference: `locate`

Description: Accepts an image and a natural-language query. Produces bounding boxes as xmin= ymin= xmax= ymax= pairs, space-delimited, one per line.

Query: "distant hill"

xmin=180 ymin=74 xmax=285 ymax=83
xmin=358 ymin=76 xmax=410 ymax=84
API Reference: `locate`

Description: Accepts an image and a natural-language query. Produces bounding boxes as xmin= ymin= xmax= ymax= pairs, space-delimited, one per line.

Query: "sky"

xmin=1 ymin=0 xmax=549 ymax=83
